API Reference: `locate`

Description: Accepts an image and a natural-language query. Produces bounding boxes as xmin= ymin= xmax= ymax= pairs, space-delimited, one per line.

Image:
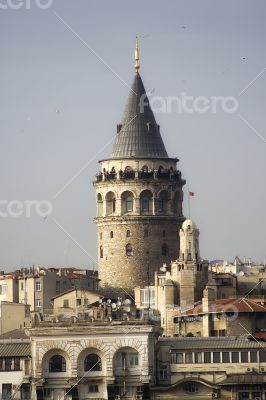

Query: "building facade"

xmin=94 ymin=44 xmax=186 ymax=294
xmin=29 ymin=320 xmax=160 ymax=400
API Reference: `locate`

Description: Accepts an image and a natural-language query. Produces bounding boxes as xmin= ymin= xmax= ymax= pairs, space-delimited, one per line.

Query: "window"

xmin=159 ymin=365 xmax=168 ymax=380
xmin=161 ymin=244 xmax=167 ymax=256
xmin=84 ymin=354 xmax=102 ymax=371
xmin=140 ymin=288 xmax=155 ymax=306
xmin=110 ymin=231 xmax=114 ymax=238
xmin=141 ymin=197 xmax=150 ymax=212
xmin=162 ymin=230 xmax=166 ymax=237
xmin=21 ymin=282 xmax=24 ymax=290
xmin=126 ymin=196 xmax=133 ymax=212
xmin=2 ymin=384 xmax=12 ymax=400
xmin=259 ymin=351 xmax=266 ymax=363
xmin=76 ymin=299 xmax=81 ymax=306
xmin=144 ymin=228 xmax=148 ymax=237
xmin=63 ymin=299 xmax=69 ymax=308
xmin=112 ymin=198 xmax=116 ymax=212
xmin=241 ymin=352 xmax=248 ymax=363
xmin=88 ymin=385 xmax=99 ymax=393
xmin=175 ymin=353 xmax=184 ymax=364
xmin=213 ymin=352 xmax=221 ymax=363
xmin=185 ymin=352 xmax=193 ymax=363
xmin=204 ymin=352 xmax=211 ymax=363
xmin=129 ymin=353 xmax=139 ymax=366
xmin=232 ymin=352 xmax=239 ymax=363
xmin=222 ymin=352 xmax=230 ymax=363
xmin=97 ymin=193 xmax=103 ymax=217
xmin=14 ymin=358 xmax=20 ymax=371
xmin=56 ymin=281 xmax=60 ymax=293
xmin=0 ymin=359 xmax=3 ymax=371
xmin=140 ymin=191 xmax=152 ymax=213
xmin=100 ymin=246 xmax=103 ymax=258
xmin=35 ymin=299 xmax=41 ymax=308
xmin=126 ymin=230 xmax=131 ymax=238
xmin=106 ymin=192 xmax=116 ymax=215
xmin=126 ymin=244 xmax=133 ymax=257
xmin=142 ymin=165 xmax=148 ymax=173
xmin=35 ymin=281 xmax=41 ymax=291
xmin=5 ymin=358 xmax=12 ymax=371
xmin=183 ymin=382 xmax=198 ymax=393
xmin=0 ymin=284 xmax=8 ymax=295
xmin=195 ymin=352 xmax=203 ymax=363
xmin=158 ymin=191 xmax=168 ymax=213
xmin=250 ymin=351 xmax=257 ymax=363
xmin=49 ymin=355 xmax=66 ymax=372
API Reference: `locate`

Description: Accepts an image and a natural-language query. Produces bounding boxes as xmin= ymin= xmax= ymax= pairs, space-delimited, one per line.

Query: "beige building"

xmin=0 ymin=330 xmax=31 ymax=400
xmin=174 ymin=289 xmax=266 ymax=338
xmin=51 ymin=288 xmax=102 ymax=318
xmin=28 ymin=319 xmax=161 ymax=400
xmin=0 ymin=302 xmax=31 ymax=335
xmin=0 ymin=273 xmax=19 ymax=303
xmin=18 ymin=268 xmax=99 ymax=314
xmin=154 ymin=336 xmax=266 ymax=399
xmin=94 ymin=46 xmax=186 ymax=294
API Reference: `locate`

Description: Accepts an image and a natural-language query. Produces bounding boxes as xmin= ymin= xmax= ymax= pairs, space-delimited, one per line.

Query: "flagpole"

xmin=188 ymin=189 xmax=191 ymax=219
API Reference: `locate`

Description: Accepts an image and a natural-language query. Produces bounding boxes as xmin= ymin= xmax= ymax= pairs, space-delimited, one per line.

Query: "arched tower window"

xmin=97 ymin=193 xmax=103 ymax=217
xmin=110 ymin=231 xmax=114 ymax=238
xmin=173 ymin=191 xmax=182 ymax=214
xmin=158 ymin=190 xmax=168 ymax=213
xmin=106 ymin=192 xmax=116 ymax=216
xmin=126 ymin=230 xmax=131 ymax=238
xmin=140 ymin=190 xmax=153 ymax=214
xmin=49 ymin=355 xmax=66 ymax=372
xmin=121 ymin=191 xmax=134 ymax=214
xmin=84 ymin=354 xmax=102 ymax=371
xmin=126 ymin=244 xmax=133 ymax=257
xmin=161 ymin=244 xmax=168 ymax=256
xmin=100 ymin=246 xmax=103 ymax=259
xmin=142 ymin=165 xmax=148 ymax=173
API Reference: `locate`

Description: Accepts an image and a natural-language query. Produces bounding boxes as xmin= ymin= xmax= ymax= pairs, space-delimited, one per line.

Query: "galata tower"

xmin=94 ymin=39 xmax=186 ymax=294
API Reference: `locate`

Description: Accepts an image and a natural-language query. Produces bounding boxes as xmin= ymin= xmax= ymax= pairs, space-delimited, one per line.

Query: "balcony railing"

xmin=94 ymin=169 xmax=184 ymax=184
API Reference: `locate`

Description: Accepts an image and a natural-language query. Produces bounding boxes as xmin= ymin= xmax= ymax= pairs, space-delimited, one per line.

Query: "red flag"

xmin=189 ymin=191 xmax=195 ymax=196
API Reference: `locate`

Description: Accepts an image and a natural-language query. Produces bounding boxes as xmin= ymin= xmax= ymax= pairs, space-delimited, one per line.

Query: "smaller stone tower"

xmin=171 ymin=219 xmax=208 ymax=310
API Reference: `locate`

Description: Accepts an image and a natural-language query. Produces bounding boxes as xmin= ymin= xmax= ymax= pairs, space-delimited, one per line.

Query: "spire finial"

xmin=134 ymin=36 xmax=140 ymax=72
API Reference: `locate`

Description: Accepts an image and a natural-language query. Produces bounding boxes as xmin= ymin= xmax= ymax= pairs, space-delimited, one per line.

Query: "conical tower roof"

xmin=109 ymin=71 xmax=169 ymax=159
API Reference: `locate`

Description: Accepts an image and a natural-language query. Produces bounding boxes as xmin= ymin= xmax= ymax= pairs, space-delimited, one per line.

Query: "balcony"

xmin=94 ymin=169 xmax=185 ymax=184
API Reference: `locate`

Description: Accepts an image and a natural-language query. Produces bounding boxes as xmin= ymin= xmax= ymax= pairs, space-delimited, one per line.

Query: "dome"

xmin=182 ymin=219 xmax=197 ymax=230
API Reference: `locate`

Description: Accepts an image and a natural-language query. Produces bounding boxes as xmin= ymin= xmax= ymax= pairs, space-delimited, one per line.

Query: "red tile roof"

xmin=182 ymin=298 xmax=266 ymax=316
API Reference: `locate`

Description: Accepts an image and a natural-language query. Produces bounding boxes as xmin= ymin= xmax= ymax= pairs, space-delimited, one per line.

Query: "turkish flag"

xmin=189 ymin=191 xmax=195 ymax=196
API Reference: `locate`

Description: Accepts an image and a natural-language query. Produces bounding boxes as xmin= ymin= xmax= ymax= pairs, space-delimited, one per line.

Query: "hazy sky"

xmin=1 ymin=0 xmax=265 ymax=271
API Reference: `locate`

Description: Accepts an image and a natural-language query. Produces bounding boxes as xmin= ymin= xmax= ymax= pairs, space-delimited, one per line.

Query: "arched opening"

xmin=49 ymin=355 xmax=66 ymax=373
xmin=126 ymin=230 xmax=131 ymax=238
xmin=173 ymin=191 xmax=182 ymax=214
xmin=84 ymin=353 xmax=102 ymax=372
xmin=158 ymin=190 xmax=168 ymax=213
xmin=126 ymin=244 xmax=133 ymax=257
xmin=124 ymin=166 xmax=134 ymax=179
xmin=97 ymin=193 xmax=103 ymax=217
xmin=113 ymin=347 xmax=140 ymax=371
xmin=121 ymin=191 xmax=134 ymax=214
xmin=106 ymin=191 xmax=116 ymax=216
xmin=110 ymin=231 xmax=114 ymax=239
xmin=140 ymin=190 xmax=153 ymax=214
xmin=100 ymin=246 xmax=103 ymax=259
xmin=141 ymin=165 xmax=148 ymax=173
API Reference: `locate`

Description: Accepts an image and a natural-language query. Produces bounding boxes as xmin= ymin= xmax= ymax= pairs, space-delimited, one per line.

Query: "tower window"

xmin=112 ymin=198 xmax=116 ymax=212
xmin=126 ymin=230 xmax=131 ymax=237
xmin=126 ymin=196 xmax=133 ymax=212
xmin=161 ymin=244 xmax=168 ymax=256
xmin=106 ymin=191 xmax=116 ymax=215
xmin=100 ymin=246 xmax=103 ymax=258
xmin=144 ymin=228 xmax=148 ymax=237
xmin=162 ymin=230 xmax=166 ymax=237
xmin=100 ymin=232 xmax=102 ymax=240
xmin=110 ymin=231 xmax=114 ymax=238
xmin=140 ymin=190 xmax=153 ymax=213
xmin=126 ymin=244 xmax=133 ymax=257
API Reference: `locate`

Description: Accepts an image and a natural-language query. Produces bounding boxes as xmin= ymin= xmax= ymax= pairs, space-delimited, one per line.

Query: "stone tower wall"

xmin=94 ymin=158 xmax=185 ymax=294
